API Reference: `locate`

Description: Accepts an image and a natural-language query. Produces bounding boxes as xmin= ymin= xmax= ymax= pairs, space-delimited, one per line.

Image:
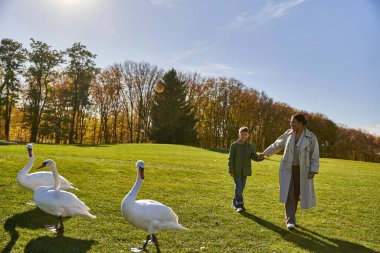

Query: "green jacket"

xmin=228 ymin=140 xmax=260 ymax=177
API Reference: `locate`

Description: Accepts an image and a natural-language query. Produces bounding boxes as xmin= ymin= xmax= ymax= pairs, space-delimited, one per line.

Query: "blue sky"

xmin=1 ymin=0 xmax=379 ymax=135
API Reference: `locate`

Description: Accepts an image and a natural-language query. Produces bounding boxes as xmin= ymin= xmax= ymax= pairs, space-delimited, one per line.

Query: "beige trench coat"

xmin=263 ymin=128 xmax=319 ymax=209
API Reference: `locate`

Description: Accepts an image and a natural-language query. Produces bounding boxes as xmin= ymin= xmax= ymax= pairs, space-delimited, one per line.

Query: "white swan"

xmin=17 ymin=144 xmax=77 ymax=192
xmin=34 ymin=159 xmax=96 ymax=233
xmin=121 ymin=160 xmax=187 ymax=253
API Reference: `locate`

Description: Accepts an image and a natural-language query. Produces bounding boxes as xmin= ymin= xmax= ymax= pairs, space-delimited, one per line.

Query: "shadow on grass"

xmin=24 ymin=234 xmax=95 ymax=253
xmin=2 ymin=208 xmax=56 ymax=253
xmin=26 ymin=143 xmax=111 ymax=148
xmin=241 ymin=212 xmax=376 ymax=253
xmin=71 ymin=144 xmax=111 ymax=148
xmin=2 ymin=208 xmax=95 ymax=253
xmin=0 ymin=140 xmax=24 ymax=145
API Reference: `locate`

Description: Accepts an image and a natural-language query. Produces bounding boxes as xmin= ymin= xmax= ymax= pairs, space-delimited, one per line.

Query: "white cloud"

xmin=177 ymin=62 xmax=264 ymax=77
xmin=227 ymin=0 xmax=306 ymax=31
xmin=166 ymin=43 xmax=216 ymax=63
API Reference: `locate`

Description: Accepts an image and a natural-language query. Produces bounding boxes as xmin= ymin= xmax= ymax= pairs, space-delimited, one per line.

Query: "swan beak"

xmin=37 ymin=163 xmax=47 ymax=170
xmin=139 ymin=168 xmax=145 ymax=180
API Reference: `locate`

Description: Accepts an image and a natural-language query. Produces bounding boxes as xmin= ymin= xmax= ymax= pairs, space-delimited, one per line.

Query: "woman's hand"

xmin=308 ymin=171 xmax=316 ymax=179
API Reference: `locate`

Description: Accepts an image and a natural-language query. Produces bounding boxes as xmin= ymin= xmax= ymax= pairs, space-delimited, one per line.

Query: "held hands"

xmin=308 ymin=171 xmax=316 ymax=179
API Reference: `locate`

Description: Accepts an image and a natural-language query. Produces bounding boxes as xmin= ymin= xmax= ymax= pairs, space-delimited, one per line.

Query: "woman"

xmin=260 ymin=113 xmax=319 ymax=229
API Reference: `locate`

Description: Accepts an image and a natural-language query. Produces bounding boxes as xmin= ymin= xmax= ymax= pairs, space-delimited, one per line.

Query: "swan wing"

xmin=22 ymin=172 xmax=76 ymax=191
xmin=57 ymin=174 xmax=76 ymax=189
xmin=34 ymin=189 xmax=94 ymax=218
xmin=22 ymin=172 xmax=55 ymax=190
xmin=131 ymin=200 xmax=186 ymax=233
xmin=136 ymin=199 xmax=164 ymax=205
xmin=135 ymin=199 xmax=179 ymax=222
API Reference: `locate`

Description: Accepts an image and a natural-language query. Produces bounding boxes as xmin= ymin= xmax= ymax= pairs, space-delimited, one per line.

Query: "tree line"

xmin=1 ymin=38 xmax=379 ymax=162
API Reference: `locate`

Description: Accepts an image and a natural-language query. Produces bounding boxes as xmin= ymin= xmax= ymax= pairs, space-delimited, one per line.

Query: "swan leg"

xmin=143 ymin=235 xmax=151 ymax=249
xmin=44 ymin=218 xmax=59 ymax=231
xmin=152 ymin=234 xmax=161 ymax=253
xmin=45 ymin=216 xmax=64 ymax=234
xmin=45 ymin=224 xmax=57 ymax=230
xmin=56 ymin=216 xmax=64 ymax=234
xmin=131 ymin=235 xmax=150 ymax=252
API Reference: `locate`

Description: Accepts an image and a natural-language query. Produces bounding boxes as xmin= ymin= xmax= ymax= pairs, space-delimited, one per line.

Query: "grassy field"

xmin=0 ymin=144 xmax=379 ymax=253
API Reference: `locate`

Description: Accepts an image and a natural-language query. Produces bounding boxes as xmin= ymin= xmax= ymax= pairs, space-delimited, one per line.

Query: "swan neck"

xmin=51 ymin=164 xmax=61 ymax=190
xmin=20 ymin=153 xmax=34 ymax=176
xmin=124 ymin=171 xmax=142 ymax=204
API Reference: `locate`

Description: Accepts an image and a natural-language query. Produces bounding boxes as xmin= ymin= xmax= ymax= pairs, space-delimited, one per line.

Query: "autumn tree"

xmin=0 ymin=39 xmax=378 ymax=162
xmin=65 ymin=43 xmax=98 ymax=144
xmin=233 ymin=88 xmax=260 ymax=147
xmin=91 ymin=67 xmax=123 ymax=144
xmin=191 ymin=77 xmax=244 ymax=148
xmin=108 ymin=66 xmax=123 ymax=143
xmin=120 ymin=61 xmax=162 ymax=143
xmin=39 ymin=76 xmax=71 ymax=143
xmin=306 ymin=113 xmax=337 ymax=157
xmin=0 ymin=66 xmax=3 ymax=138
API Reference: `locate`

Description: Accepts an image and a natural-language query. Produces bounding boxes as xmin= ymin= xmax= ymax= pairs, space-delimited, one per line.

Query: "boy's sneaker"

xmin=287 ymin=223 xmax=296 ymax=229
xmin=232 ymin=203 xmax=237 ymax=210
xmin=236 ymin=206 xmax=246 ymax=213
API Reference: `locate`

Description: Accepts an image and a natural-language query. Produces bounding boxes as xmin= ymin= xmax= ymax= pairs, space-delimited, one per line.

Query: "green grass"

xmin=0 ymin=144 xmax=379 ymax=253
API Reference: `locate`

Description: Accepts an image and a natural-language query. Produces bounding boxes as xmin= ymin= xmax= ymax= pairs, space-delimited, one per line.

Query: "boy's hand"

xmin=229 ymin=172 xmax=235 ymax=177
xmin=258 ymin=153 xmax=265 ymax=161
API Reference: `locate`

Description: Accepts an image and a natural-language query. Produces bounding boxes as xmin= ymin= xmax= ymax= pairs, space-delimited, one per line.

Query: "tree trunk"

xmin=75 ymin=110 xmax=80 ymax=143
xmin=30 ymin=124 xmax=38 ymax=143
xmin=112 ymin=113 xmax=118 ymax=143
xmin=4 ymin=99 xmax=11 ymax=141
xmin=54 ymin=118 xmax=61 ymax=144
xmin=69 ymin=82 xmax=78 ymax=144
xmin=119 ymin=115 xmax=124 ymax=143
xmin=69 ymin=109 xmax=76 ymax=144
xmin=92 ymin=116 xmax=97 ymax=145
xmin=30 ymin=104 xmax=43 ymax=143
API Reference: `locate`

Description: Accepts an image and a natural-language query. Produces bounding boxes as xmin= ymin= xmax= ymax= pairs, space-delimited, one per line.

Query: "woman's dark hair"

xmin=292 ymin=113 xmax=308 ymax=125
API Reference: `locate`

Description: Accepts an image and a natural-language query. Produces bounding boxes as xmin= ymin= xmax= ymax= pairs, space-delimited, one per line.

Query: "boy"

xmin=228 ymin=127 xmax=263 ymax=213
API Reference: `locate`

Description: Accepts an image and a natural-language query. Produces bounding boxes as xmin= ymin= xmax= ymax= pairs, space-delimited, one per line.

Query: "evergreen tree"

xmin=150 ymin=69 xmax=197 ymax=144
xmin=0 ymin=38 xmax=26 ymax=141
xmin=24 ymin=39 xmax=63 ymax=143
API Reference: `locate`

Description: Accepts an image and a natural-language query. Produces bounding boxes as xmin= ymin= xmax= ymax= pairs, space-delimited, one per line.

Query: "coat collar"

xmin=235 ymin=139 xmax=248 ymax=145
xmin=287 ymin=128 xmax=313 ymax=150
xmin=305 ymin=128 xmax=313 ymax=138
xmin=288 ymin=128 xmax=312 ymax=138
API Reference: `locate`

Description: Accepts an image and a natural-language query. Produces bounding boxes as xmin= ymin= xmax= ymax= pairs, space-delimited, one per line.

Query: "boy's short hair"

xmin=239 ymin=126 xmax=249 ymax=134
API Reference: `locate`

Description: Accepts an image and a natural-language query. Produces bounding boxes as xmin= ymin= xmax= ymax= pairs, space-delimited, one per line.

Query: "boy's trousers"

xmin=233 ymin=176 xmax=247 ymax=207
